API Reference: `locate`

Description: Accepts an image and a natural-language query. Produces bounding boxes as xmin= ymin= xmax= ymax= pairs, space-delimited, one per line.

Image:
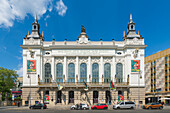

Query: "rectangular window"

xmin=25 ymin=101 xmax=29 ymax=105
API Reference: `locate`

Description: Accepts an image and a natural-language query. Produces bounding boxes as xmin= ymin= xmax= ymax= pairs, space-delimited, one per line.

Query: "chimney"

xmin=123 ymin=31 xmax=125 ymax=37
xmin=64 ymin=39 xmax=67 ymax=44
xmin=112 ymin=38 xmax=114 ymax=42
xmin=28 ymin=31 xmax=30 ymax=35
xmin=100 ymin=39 xmax=103 ymax=44
xmin=42 ymin=31 xmax=44 ymax=37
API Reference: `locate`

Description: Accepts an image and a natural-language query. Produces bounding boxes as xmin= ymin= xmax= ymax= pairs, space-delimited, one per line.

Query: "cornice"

xmin=20 ymin=44 xmax=147 ymax=50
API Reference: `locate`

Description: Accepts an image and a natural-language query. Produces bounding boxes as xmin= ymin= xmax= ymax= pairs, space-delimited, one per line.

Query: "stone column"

xmin=123 ymin=90 xmax=128 ymax=102
xmin=87 ymin=56 xmax=91 ymax=82
xmin=62 ymin=91 xmax=68 ymax=105
xmin=112 ymin=57 xmax=115 ymax=82
xmin=99 ymin=90 xmax=105 ymax=104
xmin=74 ymin=91 xmax=81 ymax=104
xmin=99 ymin=56 xmax=103 ymax=83
xmin=51 ymin=57 xmax=55 ymax=81
xmin=64 ymin=56 xmax=67 ymax=82
xmin=49 ymin=90 xmax=55 ymax=106
xmin=76 ymin=56 xmax=79 ymax=82
xmin=111 ymin=90 xmax=117 ymax=105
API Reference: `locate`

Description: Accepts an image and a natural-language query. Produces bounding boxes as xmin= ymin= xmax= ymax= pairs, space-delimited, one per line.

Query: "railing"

xmin=38 ymin=82 xmax=129 ymax=87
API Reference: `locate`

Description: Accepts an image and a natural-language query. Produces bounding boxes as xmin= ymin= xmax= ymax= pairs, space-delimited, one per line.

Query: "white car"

xmin=113 ymin=101 xmax=136 ymax=109
xmin=70 ymin=103 xmax=89 ymax=110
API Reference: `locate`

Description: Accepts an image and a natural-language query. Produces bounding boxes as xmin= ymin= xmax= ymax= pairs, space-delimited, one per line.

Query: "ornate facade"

xmin=21 ymin=14 xmax=147 ymax=106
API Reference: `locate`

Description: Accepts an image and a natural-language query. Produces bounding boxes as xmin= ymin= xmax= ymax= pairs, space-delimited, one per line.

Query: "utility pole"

xmin=28 ymin=75 xmax=31 ymax=106
xmin=138 ymin=70 xmax=142 ymax=109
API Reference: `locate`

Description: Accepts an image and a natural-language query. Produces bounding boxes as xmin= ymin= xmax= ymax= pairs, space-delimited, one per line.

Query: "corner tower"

xmin=27 ymin=15 xmax=44 ymax=40
xmin=123 ymin=14 xmax=142 ymax=40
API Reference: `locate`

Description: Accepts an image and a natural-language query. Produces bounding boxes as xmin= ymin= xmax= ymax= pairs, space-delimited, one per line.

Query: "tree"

xmin=0 ymin=67 xmax=18 ymax=101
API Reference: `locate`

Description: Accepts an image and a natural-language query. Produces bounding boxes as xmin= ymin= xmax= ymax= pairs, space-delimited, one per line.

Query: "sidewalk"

xmin=0 ymin=106 xmax=28 ymax=110
xmin=1 ymin=105 xmax=170 ymax=110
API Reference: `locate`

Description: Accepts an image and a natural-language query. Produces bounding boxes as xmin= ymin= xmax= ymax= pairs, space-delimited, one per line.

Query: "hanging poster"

xmin=131 ymin=60 xmax=140 ymax=72
xmin=27 ymin=60 xmax=36 ymax=72
xmin=118 ymin=95 xmax=124 ymax=102
xmin=44 ymin=95 xmax=49 ymax=103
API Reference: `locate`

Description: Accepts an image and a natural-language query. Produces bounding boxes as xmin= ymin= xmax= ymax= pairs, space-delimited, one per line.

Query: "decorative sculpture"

xmin=81 ymin=25 xmax=85 ymax=32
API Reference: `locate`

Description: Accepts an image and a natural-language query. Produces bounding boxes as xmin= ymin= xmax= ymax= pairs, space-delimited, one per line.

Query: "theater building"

xmin=21 ymin=14 xmax=147 ymax=106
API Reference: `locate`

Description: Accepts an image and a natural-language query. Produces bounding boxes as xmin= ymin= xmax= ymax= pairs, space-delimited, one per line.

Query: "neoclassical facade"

xmin=21 ymin=14 xmax=147 ymax=106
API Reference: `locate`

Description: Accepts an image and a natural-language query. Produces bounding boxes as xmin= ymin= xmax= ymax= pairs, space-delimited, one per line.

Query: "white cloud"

xmin=56 ymin=0 xmax=68 ymax=16
xmin=16 ymin=64 xmax=23 ymax=77
xmin=0 ymin=0 xmax=68 ymax=28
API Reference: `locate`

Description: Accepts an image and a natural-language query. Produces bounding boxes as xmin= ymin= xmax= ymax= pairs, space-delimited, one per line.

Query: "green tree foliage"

xmin=0 ymin=67 xmax=19 ymax=100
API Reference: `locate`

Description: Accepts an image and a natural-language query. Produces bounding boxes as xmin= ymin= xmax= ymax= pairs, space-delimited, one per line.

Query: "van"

xmin=113 ymin=101 xmax=136 ymax=109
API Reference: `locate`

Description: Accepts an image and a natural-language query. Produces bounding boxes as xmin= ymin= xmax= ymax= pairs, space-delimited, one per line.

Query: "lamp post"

xmin=28 ymin=75 xmax=31 ymax=106
xmin=138 ymin=70 xmax=142 ymax=109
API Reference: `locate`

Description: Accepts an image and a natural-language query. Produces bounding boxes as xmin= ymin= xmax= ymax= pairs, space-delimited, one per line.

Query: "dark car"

xmin=91 ymin=104 xmax=108 ymax=110
xmin=29 ymin=103 xmax=47 ymax=109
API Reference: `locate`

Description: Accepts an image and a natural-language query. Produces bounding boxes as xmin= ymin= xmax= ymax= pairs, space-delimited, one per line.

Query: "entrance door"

xmin=106 ymin=91 xmax=111 ymax=104
xmin=69 ymin=91 xmax=74 ymax=103
xmin=93 ymin=91 xmax=98 ymax=103
xmin=57 ymin=91 xmax=62 ymax=103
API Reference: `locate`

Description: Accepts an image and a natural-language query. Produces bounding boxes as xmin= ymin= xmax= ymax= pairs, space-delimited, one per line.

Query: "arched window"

xmin=68 ymin=63 xmax=75 ymax=83
xmin=56 ymin=63 xmax=63 ymax=82
xmin=92 ymin=63 xmax=99 ymax=83
xmin=45 ymin=63 xmax=51 ymax=83
xmin=104 ymin=63 xmax=111 ymax=83
xmin=116 ymin=63 xmax=123 ymax=83
xmin=80 ymin=63 xmax=87 ymax=82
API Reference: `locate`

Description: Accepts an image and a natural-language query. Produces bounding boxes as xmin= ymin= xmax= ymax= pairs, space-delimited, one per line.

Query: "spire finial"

xmin=35 ymin=14 xmax=37 ymax=23
xmin=130 ymin=13 xmax=133 ymax=23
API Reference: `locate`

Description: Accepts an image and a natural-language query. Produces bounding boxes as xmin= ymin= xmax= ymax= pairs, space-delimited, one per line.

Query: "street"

xmin=0 ymin=109 xmax=170 ymax=113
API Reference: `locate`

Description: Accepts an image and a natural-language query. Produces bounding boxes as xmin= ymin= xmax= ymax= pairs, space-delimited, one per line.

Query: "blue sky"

xmin=0 ymin=0 xmax=169 ymax=76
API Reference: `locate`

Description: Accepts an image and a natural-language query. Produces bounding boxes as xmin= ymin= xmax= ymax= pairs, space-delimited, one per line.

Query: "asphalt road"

xmin=0 ymin=109 xmax=170 ymax=113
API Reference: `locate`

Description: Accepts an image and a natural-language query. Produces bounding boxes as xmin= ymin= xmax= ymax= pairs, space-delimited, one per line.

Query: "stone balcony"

xmin=38 ymin=82 xmax=129 ymax=88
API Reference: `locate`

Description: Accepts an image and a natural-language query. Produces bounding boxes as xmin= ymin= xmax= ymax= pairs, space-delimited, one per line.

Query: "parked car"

xmin=29 ymin=103 xmax=47 ymax=109
xmin=91 ymin=104 xmax=108 ymax=110
xmin=70 ymin=103 xmax=89 ymax=110
xmin=113 ymin=101 xmax=136 ymax=109
xmin=143 ymin=103 xmax=163 ymax=110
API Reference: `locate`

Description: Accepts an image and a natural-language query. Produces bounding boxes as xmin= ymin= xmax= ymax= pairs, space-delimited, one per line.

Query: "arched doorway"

xmin=69 ymin=91 xmax=74 ymax=103
xmin=106 ymin=91 xmax=111 ymax=104
xmin=57 ymin=91 xmax=62 ymax=103
xmin=93 ymin=91 xmax=98 ymax=103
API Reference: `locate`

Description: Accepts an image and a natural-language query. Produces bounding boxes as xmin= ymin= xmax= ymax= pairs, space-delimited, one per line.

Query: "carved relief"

xmin=103 ymin=57 xmax=112 ymax=63
xmin=115 ymin=58 xmax=124 ymax=64
xmin=55 ymin=57 xmax=64 ymax=63
xmin=43 ymin=57 xmax=52 ymax=64
xmin=79 ymin=57 xmax=88 ymax=63
xmin=54 ymin=50 xmax=113 ymax=56
xmin=67 ymin=57 xmax=76 ymax=63
xmin=91 ymin=57 xmax=100 ymax=63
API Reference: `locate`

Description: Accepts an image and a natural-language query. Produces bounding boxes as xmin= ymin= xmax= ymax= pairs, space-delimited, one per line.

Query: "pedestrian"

xmin=17 ymin=102 xmax=20 ymax=107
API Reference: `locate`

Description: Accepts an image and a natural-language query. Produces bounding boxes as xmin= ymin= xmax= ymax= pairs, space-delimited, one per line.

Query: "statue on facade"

xmin=81 ymin=25 xmax=85 ymax=32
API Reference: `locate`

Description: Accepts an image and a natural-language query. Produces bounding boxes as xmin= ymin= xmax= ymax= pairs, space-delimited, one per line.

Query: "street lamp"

xmin=27 ymin=75 xmax=31 ymax=106
xmin=138 ymin=70 xmax=142 ymax=109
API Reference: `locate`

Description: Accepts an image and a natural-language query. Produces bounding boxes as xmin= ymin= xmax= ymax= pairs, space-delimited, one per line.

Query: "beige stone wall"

xmin=22 ymin=88 xmax=40 ymax=106
xmin=129 ymin=87 xmax=145 ymax=105
xmin=22 ymin=87 xmax=145 ymax=106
